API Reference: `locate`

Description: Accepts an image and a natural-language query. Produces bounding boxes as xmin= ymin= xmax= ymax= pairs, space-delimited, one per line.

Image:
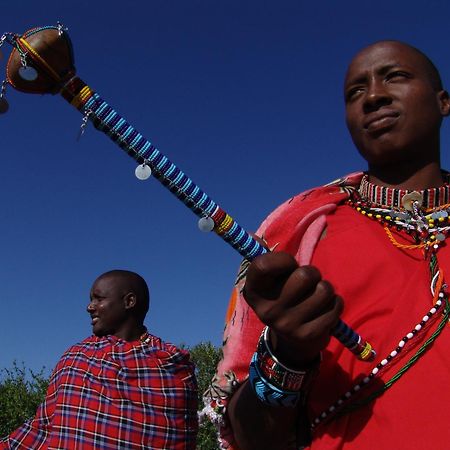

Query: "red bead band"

xmin=255 ymin=327 xmax=320 ymax=392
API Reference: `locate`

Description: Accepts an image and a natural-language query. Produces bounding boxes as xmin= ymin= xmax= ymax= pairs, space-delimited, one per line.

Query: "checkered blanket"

xmin=1 ymin=333 xmax=198 ymax=449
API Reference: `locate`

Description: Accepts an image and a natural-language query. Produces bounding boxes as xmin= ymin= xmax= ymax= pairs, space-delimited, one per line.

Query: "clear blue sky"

xmin=1 ymin=0 xmax=450 ymax=376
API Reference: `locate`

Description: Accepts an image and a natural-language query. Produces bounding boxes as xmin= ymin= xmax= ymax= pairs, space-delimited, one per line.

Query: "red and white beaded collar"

xmin=358 ymin=173 xmax=450 ymax=210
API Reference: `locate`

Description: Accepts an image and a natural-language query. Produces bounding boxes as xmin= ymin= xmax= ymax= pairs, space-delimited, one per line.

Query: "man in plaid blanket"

xmin=1 ymin=270 xmax=198 ymax=449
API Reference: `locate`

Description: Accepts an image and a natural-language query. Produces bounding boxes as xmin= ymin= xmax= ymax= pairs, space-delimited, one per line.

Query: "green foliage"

xmin=189 ymin=342 xmax=222 ymax=450
xmin=189 ymin=341 xmax=222 ymax=399
xmin=0 ymin=362 xmax=49 ymax=437
xmin=196 ymin=419 xmax=222 ymax=450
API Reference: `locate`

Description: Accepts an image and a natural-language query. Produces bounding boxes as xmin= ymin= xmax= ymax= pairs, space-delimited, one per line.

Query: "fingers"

xmin=244 ymin=252 xmax=300 ymax=302
xmin=270 ymin=295 xmax=344 ymax=366
xmin=264 ymin=279 xmax=342 ymax=332
xmin=242 ymin=251 xmax=344 ymax=362
xmin=244 ymin=252 xmax=336 ymax=324
xmin=278 ymin=295 xmax=343 ymax=342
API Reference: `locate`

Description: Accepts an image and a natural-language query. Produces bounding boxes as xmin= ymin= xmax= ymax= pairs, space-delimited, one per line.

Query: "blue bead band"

xmin=249 ymin=353 xmax=301 ymax=408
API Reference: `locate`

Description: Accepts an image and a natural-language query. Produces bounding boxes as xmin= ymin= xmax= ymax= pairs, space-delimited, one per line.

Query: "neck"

xmin=368 ymin=160 xmax=443 ymax=190
xmin=113 ymin=323 xmax=146 ymax=342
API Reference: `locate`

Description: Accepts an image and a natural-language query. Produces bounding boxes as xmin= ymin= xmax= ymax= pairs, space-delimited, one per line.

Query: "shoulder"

xmin=257 ymin=172 xmax=363 ymax=237
xmin=55 ymin=335 xmax=107 ymax=364
xmin=144 ymin=333 xmax=192 ymax=364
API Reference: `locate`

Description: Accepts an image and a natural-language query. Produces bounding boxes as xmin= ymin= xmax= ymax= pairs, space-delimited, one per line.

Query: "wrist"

xmin=248 ymin=327 xmax=320 ymax=407
xmin=269 ymin=328 xmax=321 ymax=370
xmin=259 ymin=327 xmax=321 ymax=391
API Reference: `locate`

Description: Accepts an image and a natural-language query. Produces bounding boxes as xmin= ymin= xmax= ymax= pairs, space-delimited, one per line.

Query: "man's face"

xmin=87 ymin=275 xmax=129 ymax=337
xmin=344 ymin=42 xmax=449 ymax=167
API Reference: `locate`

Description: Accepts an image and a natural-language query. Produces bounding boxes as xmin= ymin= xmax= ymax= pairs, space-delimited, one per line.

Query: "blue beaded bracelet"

xmin=249 ymin=353 xmax=301 ymax=408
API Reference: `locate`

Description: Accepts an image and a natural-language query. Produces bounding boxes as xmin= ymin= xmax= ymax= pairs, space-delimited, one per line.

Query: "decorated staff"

xmin=0 ymin=24 xmax=375 ymax=362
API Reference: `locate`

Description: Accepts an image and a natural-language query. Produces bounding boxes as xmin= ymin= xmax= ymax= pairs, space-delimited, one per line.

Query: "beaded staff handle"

xmin=0 ymin=25 xmax=375 ymax=362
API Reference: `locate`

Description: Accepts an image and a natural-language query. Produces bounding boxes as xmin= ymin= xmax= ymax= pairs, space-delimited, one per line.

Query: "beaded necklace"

xmin=310 ymin=175 xmax=450 ymax=431
xmin=352 ymin=174 xmax=450 ymax=255
xmin=358 ymin=173 xmax=450 ymax=210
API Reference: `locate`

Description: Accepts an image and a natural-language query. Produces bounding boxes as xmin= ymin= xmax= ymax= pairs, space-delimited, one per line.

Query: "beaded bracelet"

xmin=249 ymin=353 xmax=301 ymax=407
xmin=257 ymin=326 xmax=320 ymax=391
xmin=248 ymin=327 xmax=320 ymax=407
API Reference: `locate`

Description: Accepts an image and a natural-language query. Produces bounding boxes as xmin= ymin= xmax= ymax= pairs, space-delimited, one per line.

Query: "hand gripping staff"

xmin=0 ymin=24 xmax=376 ymax=362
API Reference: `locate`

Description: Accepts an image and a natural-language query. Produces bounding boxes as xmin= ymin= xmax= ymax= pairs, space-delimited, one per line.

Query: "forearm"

xmin=227 ymin=380 xmax=307 ymax=450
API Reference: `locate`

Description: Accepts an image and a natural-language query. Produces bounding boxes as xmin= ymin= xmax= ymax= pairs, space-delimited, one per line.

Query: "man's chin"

xmin=92 ymin=326 xmax=107 ymax=337
xmin=359 ymin=145 xmax=406 ymax=168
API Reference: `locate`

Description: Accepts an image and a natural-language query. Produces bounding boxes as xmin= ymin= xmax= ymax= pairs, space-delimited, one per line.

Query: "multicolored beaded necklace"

xmin=310 ymin=174 xmax=450 ymax=431
xmin=354 ymin=173 xmax=450 ymax=255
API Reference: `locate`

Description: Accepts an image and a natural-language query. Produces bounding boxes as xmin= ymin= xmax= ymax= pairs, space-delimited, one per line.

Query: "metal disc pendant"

xmin=198 ymin=216 xmax=215 ymax=232
xmin=401 ymin=191 xmax=423 ymax=211
xmin=0 ymin=97 xmax=9 ymax=114
xmin=19 ymin=66 xmax=38 ymax=81
xmin=135 ymin=164 xmax=152 ymax=180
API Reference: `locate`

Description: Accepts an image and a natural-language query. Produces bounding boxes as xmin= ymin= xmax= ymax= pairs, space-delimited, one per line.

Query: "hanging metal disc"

xmin=198 ymin=216 xmax=215 ymax=232
xmin=135 ymin=164 xmax=152 ymax=180
xmin=18 ymin=66 xmax=38 ymax=81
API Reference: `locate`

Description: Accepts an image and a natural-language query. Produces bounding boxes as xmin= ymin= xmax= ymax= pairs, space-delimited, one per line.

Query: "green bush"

xmin=0 ymin=362 xmax=48 ymax=437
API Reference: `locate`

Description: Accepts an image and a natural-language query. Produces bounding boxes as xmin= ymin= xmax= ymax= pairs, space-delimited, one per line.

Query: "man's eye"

xmin=346 ymin=87 xmax=364 ymax=101
xmin=386 ymin=71 xmax=410 ymax=81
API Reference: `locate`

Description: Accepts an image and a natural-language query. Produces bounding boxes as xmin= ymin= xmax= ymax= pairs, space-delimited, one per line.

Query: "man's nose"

xmin=87 ymin=302 xmax=95 ymax=313
xmin=363 ymin=81 xmax=391 ymax=112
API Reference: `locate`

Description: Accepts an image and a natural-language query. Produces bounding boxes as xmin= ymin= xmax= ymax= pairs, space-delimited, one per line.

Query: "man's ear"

xmin=123 ymin=292 xmax=137 ymax=310
xmin=438 ymin=90 xmax=450 ymax=116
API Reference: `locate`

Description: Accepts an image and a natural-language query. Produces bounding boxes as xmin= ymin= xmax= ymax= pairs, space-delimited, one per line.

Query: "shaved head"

xmin=347 ymin=40 xmax=443 ymax=91
xmin=95 ymin=270 xmax=150 ymax=319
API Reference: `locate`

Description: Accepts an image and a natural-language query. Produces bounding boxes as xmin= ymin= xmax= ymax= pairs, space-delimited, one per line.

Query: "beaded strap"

xmin=62 ymin=81 xmax=266 ymax=261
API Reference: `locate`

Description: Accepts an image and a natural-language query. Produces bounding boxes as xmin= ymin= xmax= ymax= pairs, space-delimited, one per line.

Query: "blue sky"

xmin=1 ymin=0 xmax=450 ymax=375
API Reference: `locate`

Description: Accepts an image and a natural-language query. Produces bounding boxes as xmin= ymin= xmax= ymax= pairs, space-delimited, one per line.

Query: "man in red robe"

xmin=205 ymin=41 xmax=450 ymax=449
